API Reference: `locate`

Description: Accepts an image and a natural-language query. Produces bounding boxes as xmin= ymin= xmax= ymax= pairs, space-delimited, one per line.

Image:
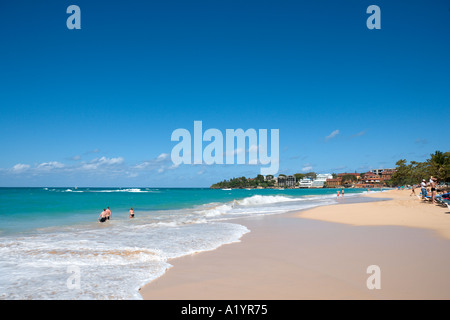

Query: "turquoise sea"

xmin=0 ymin=187 xmax=379 ymax=299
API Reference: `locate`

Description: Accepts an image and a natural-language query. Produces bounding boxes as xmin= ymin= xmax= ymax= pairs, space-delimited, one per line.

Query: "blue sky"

xmin=0 ymin=0 xmax=449 ymax=187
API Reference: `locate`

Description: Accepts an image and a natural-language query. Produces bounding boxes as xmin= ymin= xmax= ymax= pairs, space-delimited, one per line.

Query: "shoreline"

xmin=139 ymin=189 xmax=450 ymax=299
xmin=298 ymin=189 xmax=450 ymax=240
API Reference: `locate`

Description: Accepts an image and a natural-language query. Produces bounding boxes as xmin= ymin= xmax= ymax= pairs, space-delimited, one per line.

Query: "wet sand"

xmin=140 ymin=189 xmax=450 ymax=299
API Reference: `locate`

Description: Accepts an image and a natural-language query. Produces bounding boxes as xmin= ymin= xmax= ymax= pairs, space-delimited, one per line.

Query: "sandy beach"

xmin=140 ymin=189 xmax=450 ymax=300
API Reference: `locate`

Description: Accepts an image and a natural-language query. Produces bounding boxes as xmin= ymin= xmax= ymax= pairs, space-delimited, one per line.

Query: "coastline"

xmin=139 ymin=189 xmax=450 ymax=299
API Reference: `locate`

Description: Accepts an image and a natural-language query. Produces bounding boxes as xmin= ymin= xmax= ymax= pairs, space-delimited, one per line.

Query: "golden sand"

xmin=140 ymin=189 xmax=450 ymax=300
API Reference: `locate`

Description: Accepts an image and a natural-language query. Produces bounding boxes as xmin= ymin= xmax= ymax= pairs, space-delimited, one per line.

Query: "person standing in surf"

xmin=106 ymin=207 xmax=112 ymax=220
xmin=99 ymin=209 xmax=108 ymax=223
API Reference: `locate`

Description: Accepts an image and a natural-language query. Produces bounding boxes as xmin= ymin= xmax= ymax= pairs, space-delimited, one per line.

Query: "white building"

xmin=298 ymin=174 xmax=333 ymax=188
xmin=316 ymin=174 xmax=333 ymax=181
xmin=299 ymin=178 xmax=313 ymax=188
xmin=310 ymin=174 xmax=332 ymax=188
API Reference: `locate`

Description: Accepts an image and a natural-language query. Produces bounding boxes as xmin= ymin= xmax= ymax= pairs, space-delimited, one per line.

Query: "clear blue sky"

xmin=0 ymin=0 xmax=449 ymax=187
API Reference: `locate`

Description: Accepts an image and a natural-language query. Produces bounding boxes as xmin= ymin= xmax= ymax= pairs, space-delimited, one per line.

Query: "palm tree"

xmin=428 ymin=151 xmax=450 ymax=183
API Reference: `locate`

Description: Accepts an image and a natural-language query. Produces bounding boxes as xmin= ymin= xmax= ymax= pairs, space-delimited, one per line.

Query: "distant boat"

xmin=222 ymin=188 xmax=232 ymax=190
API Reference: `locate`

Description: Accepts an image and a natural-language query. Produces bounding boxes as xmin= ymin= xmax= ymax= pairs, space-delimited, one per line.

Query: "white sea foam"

xmin=236 ymin=194 xmax=297 ymax=206
xmin=192 ymin=193 xmax=343 ymax=220
xmin=99 ymin=188 xmax=145 ymax=193
xmin=0 ymin=219 xmax=249 ymax=300
xmin=59 ymin=188 xmax=158 ymax=193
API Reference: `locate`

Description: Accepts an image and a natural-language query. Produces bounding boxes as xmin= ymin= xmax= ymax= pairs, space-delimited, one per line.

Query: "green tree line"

xmin=389 ymin=151 xmax=450 ymax=187
xmin=211 ymin=175 xmax=275 ymax=189
xmin=210 ymin=172 xmax=318 ymax=189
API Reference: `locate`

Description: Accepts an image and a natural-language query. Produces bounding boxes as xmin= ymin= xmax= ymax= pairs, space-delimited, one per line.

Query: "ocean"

xmin=0 ymin=187 xmax=378 ymax=299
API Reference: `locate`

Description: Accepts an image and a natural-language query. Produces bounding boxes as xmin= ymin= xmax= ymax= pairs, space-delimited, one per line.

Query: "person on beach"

xmin=341 ymin=189 xmax=344 ymax=197
xmin=421 ymin=179 xmax=428 ymax=200
xmin=129 ymin=207 xmax=135 ymax=219
xmin=430 ymin=176 xmax=437 ymax=203
xmin=106 ymin=207 xmax=111 ymax=220
xmin=99 ymin=209 xmax=108 ymax=223
xmin=410 ymin=184 xmax=416 ymax=196
xmin=337 ymin=190 xmax=340 ymax=197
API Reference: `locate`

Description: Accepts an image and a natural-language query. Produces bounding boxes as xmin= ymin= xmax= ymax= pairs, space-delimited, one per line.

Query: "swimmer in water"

xmin=129 ymin=207 xmax=135 ymax=219
xmin=99 ymin=209 xmax=108 ymax=223
xmin=106 ymin=207 xmax=111 ymax=220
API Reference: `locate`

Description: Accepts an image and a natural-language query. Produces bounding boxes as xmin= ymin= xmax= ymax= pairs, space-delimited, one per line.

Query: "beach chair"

xmin=434 ymin=195 xmax=446 ymax=206
xmin=441 ymin=198 xmax=450 ymax=208
xmin=418 ymin=192 xmax=430 ymax=201
xmin=434 ymin=193 xmax=450 ymax=206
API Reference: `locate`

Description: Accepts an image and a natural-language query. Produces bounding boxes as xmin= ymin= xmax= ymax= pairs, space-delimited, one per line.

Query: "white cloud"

xmin=81 ymin=157 xmax=124 ymax=170
xmin=156 ymin=153 xmax=169 ymax=161
xmin=302 ymin=166 xmax=313 ymax=172
xmin=133 ymin=161 xmax=150 ymax=170
xmin=37 ymin=161 xmax=65 ymax=170
xmin=325 ymin=129 xmax=340 ymax=141
xmin=11 ymin=163 xmax=30 ymax=173
xmin=126 ymin=172 xmax=139 ymax=178
xmin=133 ymin=153 xmax=173 ymax=173
xmin=100 ymin=157 xmax=124 ymax=165
xmin=351 ymin=130 xmax=366 ymax=138
xmin=2 ymin=152 xmax=179 ymax=182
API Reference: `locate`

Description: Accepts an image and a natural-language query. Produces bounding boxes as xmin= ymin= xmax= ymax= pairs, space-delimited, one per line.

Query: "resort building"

xmin=316 ymin=173 xmax=333 ymax=181
xmin=371 ymin=168 xmax=395 ymax=175
xmin=311 ymin=173 xmax=333 ymax=188
xmin=277 ymin=175 xmax=287 ymax=187
xmin=299 ymin=178 xmax=313 ymax=188
xmin=325 ymin=169 xmax=396 ymax=188
xmin=325 ymin=178 xmax=342 ymax=188
xmin=337 ymin=172 xmax=361 ymax=180
xmin=286 ymin=175 xmax=296 ymax=187
xmin=361 ymin=172 xmax=381 ymax=184
xmin=380 ymin=169 xmax=395 ymax=181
